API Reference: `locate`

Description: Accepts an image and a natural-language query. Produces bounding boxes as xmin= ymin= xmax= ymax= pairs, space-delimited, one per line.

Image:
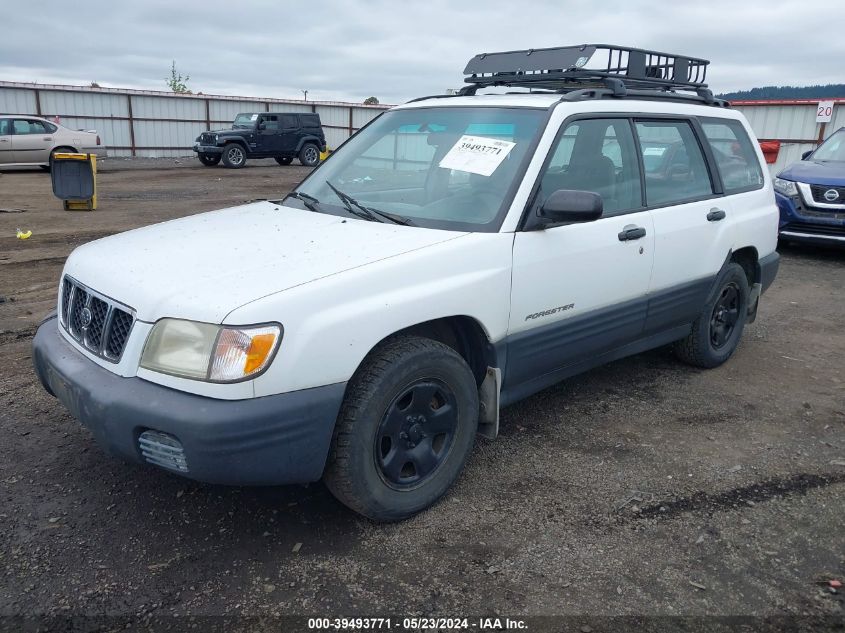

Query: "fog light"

xmin=138 ymin=430 xmax=188 ymax=473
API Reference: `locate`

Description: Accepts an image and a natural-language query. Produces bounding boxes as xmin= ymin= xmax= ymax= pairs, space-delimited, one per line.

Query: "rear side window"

xmin=700 ymin=119 xmax=764 ymax=193
xmin=635 ymin=120 xmax=714 ymax=206
xmin=280 ymin=114 xmax=298 ymax=129
xmin=300 ymin=114 xmax=321 ymax=128
xmin=0 ymin=119 xmax=9 ymax=135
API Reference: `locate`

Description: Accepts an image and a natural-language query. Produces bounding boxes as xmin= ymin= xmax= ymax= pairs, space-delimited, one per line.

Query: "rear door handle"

xmin=707 ymin=208 xmax=727 ymax=222
xmin=618 ymin=225 xmax=647 ymax=241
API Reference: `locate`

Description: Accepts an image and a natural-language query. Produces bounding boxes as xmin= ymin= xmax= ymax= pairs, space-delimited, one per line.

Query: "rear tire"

xmin=221 ymin=144 xmax=247 ymax=168
xmin=198 ymin=153 xmax=221 ymax=166
xmin=324 ymin=336 xmax=479 ymax=522
xmin=674 ymin=262 xmax=750 ymax=368
xmin=45 ymin=146 xmax=77 ymax=173
xmin=298 ymin=143 xmax=320 ymax=167
xmin=275 ymin=156 xmax=293 ymax=166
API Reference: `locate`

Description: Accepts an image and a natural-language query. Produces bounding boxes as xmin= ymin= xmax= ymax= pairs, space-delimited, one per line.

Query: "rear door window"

xmin=700 ymin=119 xmax=765 ymax=193
xmin=13 ymin=119 xmax=47 ymax=134
xmin=280 ymin=114 xmax=298 ymax=130
xmin=0 ymin=119 xmax=9 ymax=135
xmin=635 ymin=120 xmax=714 ymax=206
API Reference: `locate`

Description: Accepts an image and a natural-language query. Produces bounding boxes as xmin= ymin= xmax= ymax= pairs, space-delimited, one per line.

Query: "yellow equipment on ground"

xmin=51 ymin=153 xmax=98 ymax=211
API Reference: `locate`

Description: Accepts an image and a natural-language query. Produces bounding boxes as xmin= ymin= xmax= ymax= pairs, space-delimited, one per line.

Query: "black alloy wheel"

xmin=375 ymin=379 xmax=458 ymax=489
xmin=709 ymin=282 xmax=740 ymax=349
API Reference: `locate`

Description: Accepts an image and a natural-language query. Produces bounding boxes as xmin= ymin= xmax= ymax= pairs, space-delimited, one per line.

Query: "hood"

xmin=779 ymin=160 xmax=845 ymax=187
xmin=64 ymin=202 xmax=466 ymax=323
xmin=214 ymin=127 xmax=253 ymax=136
xmin=199 ymin=128 xmax=253 ymax=137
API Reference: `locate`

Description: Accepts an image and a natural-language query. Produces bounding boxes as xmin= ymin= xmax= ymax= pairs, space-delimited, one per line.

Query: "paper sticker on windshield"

xmin=250 ymin=114 xmax=259 ymax=121
xmin=439 ymin=135 xmax=516 ymax=177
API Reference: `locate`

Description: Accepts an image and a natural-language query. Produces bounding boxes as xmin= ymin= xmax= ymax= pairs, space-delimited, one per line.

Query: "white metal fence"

xmin=0 ymin=81 xmax=390 ymax=158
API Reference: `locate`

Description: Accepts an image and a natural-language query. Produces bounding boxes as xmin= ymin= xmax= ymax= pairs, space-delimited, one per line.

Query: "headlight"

xmin=140 ymin=319 xmax=281 ymax=382
xmin=774 ymin=178 xmax=798 ymax=197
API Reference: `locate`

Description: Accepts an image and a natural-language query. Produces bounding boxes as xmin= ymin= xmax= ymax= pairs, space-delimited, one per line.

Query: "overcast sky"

xmin=1 ymin=0 xmax=842 ymax=104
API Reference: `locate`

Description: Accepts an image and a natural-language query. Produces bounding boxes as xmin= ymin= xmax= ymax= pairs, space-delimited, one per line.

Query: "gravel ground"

xmin=0 ymin=159 xmax=843 ymax=630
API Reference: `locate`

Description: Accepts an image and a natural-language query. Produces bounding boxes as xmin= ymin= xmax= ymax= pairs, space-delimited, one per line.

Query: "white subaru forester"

xmin=33 ymin=45 xmax=779 ymax=521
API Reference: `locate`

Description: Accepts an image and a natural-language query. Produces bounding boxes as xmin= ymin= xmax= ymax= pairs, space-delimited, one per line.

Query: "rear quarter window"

xmin=300 ymin=114 xmax=321 ymax=128
xmin=700 ymin=118 xmax=765 ymax=193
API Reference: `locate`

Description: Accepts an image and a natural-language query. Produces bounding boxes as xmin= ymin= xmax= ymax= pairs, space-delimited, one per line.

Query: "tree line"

xmin=718 ymin=84 xmax=845 ymax=100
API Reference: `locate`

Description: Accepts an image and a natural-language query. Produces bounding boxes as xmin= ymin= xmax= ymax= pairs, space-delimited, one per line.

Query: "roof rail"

xmin=461 ymin=44 xmax=714 ymax=96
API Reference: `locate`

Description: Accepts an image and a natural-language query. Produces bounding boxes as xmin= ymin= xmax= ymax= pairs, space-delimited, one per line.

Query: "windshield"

xmin=293 ymin=106 xmax=547 ymax=231
xmin=811 ymin=129 xmax=845 ymax=161
xmin=233 ymin=113 xmax=257 ymax=129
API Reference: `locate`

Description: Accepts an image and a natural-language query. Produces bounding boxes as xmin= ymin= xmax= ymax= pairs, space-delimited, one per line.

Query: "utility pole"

xmin=302 ymin=90 xmax=308 ymax=101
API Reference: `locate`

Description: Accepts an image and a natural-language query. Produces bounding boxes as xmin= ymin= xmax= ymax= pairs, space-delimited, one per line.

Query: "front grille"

xmin=810 ymin=184 xmax=845 ymax=205
xmin=138 ymin=430 xmax=189 ymax=473
xmin=781 ymin=222 xmax=845 ymax=238
xmin=200 ymin=132 xmax=216 ymax=144
xmin=60 ymin=276 xmax=135 ymax=362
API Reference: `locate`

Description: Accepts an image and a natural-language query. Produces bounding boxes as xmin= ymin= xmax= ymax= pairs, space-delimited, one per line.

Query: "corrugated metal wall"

xmin=732 ymin=99 xmax=845 ymax=175
xmin=0 ymin=81 xmax=389 ymax=158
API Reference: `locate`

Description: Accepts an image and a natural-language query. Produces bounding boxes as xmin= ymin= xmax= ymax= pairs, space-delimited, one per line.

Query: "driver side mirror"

xmin=538 ymin=189 xmax=603 ymax=227
xmin=257 ymin=122 xmax=266 ymax=130
xmin=801 ymin=150 xmax=813 ymax=160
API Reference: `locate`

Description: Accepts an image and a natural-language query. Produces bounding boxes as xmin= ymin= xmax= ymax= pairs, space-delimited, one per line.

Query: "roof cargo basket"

xmin=460 ymin=44 xmax=719 ymax=104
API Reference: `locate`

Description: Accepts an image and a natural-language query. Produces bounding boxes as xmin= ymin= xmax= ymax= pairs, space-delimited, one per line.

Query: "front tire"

xmin=221 ymin=144 xmax=247 ymax=168
xmin=275 ymin=156 xmax=293 ymax=166
xmin=324 ymin=336 xmax=479 ymax=522
xmin=198 ymin=152 xmax=221 ymax=166
xmin=674 ymin=262 xmax=750 ymax=368
xmin=298 ymin=143 xmax=320 ymax=167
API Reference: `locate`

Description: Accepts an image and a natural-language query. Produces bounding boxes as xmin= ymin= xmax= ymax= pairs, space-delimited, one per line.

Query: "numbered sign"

xmin=816 ymin=101 xmax=835 ymax=123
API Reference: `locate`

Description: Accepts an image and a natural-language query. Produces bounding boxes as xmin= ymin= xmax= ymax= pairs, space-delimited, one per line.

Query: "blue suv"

xmin=774 ymin=127 xmax=845 ymax=246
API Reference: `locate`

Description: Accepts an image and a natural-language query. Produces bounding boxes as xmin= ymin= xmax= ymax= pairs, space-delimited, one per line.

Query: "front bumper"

xmin=193 ymin=143 xmax=224 ymax=155
xmin=32 ymin=315 xmax=345 ymax=486
xmin=776 ymin=192 xmax=845 ymax=245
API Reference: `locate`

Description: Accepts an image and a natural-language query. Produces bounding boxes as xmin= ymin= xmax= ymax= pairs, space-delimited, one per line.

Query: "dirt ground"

xmin=0 ymin=159 xmax=843 ymax=630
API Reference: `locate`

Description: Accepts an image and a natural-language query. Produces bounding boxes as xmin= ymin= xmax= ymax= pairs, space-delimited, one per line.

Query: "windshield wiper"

xmin=287 ymin=191 xmax=322 ymax=213
xmin=325 ymin=181 xmax=414 ymax=226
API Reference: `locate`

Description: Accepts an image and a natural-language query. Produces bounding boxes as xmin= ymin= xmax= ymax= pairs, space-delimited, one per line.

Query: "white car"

xmin=33 ymin=45 xmax=779 ymax=521
xmin=0 ymin=115 xmax=106 ymax=168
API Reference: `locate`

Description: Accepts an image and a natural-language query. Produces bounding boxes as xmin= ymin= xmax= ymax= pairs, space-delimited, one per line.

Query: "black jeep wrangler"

xmin=193 ymin=112 xmax=326 ymax=169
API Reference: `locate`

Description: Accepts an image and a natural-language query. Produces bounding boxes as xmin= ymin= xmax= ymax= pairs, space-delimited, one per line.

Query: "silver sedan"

xmin=0 ymin=115 xmax=107 ymax=169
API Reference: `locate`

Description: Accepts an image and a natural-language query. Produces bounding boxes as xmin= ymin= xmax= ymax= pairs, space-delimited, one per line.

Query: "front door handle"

xmin=707 ymin=208 xmax=727 ymax=222
xmin=618 ymin=225 xmax=647 ymax=241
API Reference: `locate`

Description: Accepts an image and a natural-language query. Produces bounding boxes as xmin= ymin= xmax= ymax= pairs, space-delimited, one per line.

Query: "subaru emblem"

xmin=824 ymin=188 xmax=839 ymax=202
xmin=79 ymin=307 xmax=93 ymax=329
